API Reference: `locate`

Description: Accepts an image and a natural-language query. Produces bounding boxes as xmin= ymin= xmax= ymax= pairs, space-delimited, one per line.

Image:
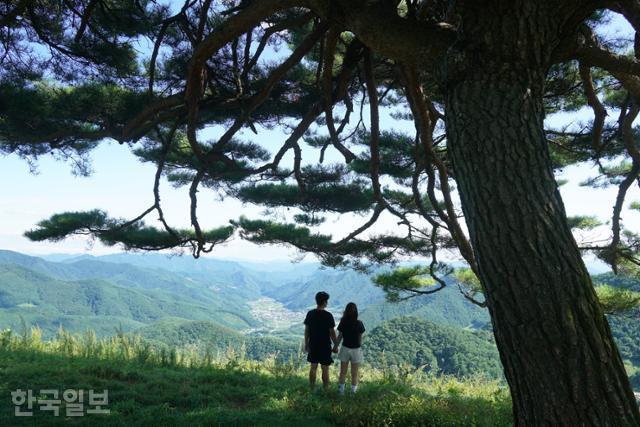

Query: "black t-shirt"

xmin=304 ymin=309 xmax=335 ymax=350
xmin=338 ymin=320 xmax=365 ymax=349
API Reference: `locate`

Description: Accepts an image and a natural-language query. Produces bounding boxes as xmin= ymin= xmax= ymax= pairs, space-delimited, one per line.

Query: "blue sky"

xmin=1 ymin=9 xmax=639 ymax=263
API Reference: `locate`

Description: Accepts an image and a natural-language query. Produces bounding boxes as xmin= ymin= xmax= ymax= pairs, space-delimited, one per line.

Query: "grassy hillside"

xmin=0 ymin=328 xmax=512 ymax=426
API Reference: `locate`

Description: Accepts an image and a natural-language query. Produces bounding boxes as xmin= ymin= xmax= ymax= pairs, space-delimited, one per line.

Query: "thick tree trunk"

xmin=446 ymin=71 xmax=640 ymax=424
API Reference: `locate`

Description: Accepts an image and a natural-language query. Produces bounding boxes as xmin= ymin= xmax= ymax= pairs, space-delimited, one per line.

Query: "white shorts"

xmin=338 ymin=346 xmax=364 ymax=364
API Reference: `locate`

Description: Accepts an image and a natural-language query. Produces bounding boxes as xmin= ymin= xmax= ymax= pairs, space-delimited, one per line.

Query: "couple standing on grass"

xmin=303 ymin=291 xmax=365 ymax=395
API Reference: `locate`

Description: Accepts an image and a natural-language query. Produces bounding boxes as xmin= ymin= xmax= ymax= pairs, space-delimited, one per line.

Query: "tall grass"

xmin=1 ymin=325 xmax=313 ymax=372
xmin=0 ymin=326 xmax=513 ymax=426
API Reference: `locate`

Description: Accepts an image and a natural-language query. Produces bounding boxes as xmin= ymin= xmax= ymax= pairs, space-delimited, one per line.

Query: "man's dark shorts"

xmin=307 ymin=346 xmax=333 ymax=365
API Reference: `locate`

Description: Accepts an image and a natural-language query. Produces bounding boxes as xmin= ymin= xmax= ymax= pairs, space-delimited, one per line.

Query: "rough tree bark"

xmin=448 ymin=74 xmax=640 ymax=426
xmin=442 ymin=3 xmax=640 ymax=425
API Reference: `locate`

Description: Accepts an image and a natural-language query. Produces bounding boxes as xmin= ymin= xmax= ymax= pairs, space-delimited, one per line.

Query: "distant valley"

xmin=0 ymin=249 xmax=489 ymax=338
xmin=1 ymin=249 xmax=639 ymax=386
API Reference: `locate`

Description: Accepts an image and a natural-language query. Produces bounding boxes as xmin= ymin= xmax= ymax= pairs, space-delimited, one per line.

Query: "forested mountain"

xmin=360 ymin=285 xmax=489 ymax=329
xmin=3 ymin=250 xmax=640 ymax=386
xmin=1 ymin=250 xmax=269 ymax=301
xmin=264 ymin=268 xmax=385 ymax=312
xmin=594 ymin=273 xmax=640 ymax=388
xmin=0 ymin=250 xmax=493 ymax=333
xmin=75 ymin=252 xmax=273 ymax=299
xmin=0 ymin=250 xmax=260 ymax=333
xmin=0 ymin=263 xmax=258 ymax=334
xmin=364 ymin=317 xmax=502 ymax=379
xmin=137 ymin=317 xmax=301 ymax=361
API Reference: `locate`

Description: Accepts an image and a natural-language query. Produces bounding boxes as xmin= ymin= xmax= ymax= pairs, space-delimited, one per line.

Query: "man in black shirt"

xmin=304 ymin=291 xmax=338 ymax=389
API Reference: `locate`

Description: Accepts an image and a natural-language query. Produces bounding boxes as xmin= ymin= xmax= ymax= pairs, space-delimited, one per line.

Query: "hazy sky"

xmin=1 ymin=10 xmax=638 ymax=262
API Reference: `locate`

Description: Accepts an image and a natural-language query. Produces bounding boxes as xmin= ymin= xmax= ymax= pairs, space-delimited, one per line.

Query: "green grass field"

xmin=0 ymin=328 xmax=512 ymax=426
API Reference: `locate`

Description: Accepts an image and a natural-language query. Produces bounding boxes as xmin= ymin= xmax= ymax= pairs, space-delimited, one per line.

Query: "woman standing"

xmin=333 ymin=302 xmax=366 ymax=395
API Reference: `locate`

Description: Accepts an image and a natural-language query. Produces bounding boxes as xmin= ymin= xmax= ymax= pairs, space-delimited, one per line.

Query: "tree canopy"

xmin=6 ymin=1 xmax=639 ymax=300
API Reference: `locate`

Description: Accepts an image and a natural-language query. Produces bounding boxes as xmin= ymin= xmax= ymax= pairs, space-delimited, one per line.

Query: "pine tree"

xmin=4 ymin=0 xmax=640 ymax=424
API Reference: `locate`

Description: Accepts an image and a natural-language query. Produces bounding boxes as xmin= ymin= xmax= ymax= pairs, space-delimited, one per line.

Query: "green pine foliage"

xmin=348 ymin=131 xmax=418 ymax=179
xmin=237 ymin=183 xmax=374 ymax=214
xmin=594 ymin=285 xmax=640 ymax=315
xmin=566 ymin=216 xmax=603 ymax=230
xmin=25 ymin=210 xmax=235 ymax=251
xmin=373 ymin=266 xmax=437 ymax=302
